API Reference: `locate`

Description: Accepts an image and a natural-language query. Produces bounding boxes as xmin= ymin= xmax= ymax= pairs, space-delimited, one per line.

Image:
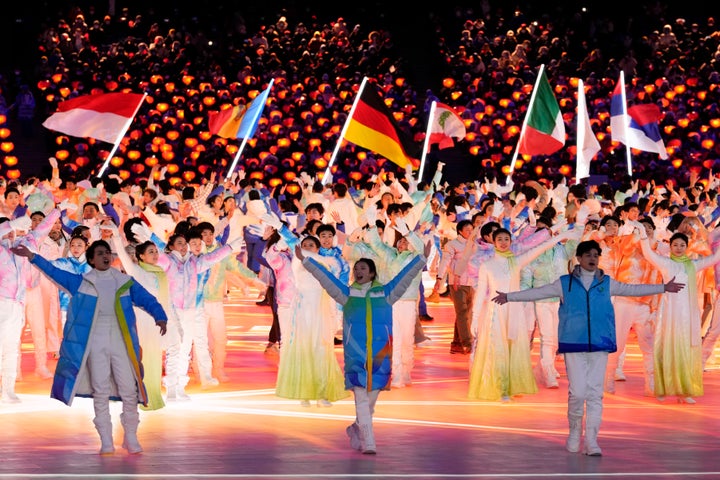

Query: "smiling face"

xmin=318 ymin=230 xmax=334 ymax=249
xmin=300 ymin=237 xmax=319 ymax=253
xmin=170 ymin=236 xmax=188 ymax=256
xmin=353 ymin=260 xmax=376 ymax=284
xmin=138 ymin=243 xmax=159 ymax=265
xmin=493 ymin=231 xmax=512 ymax=252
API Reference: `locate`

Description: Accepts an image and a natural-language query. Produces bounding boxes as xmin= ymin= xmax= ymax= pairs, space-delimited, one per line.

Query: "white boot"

xmin=584 ymin=407 xmax=603 ymax=456
xmin=353 ymin=387 xmax=376 ymax=454
xmin=346 ymin=422 xmax=361 ymax=451
xmin=1 ymin=375 xmax=21 ymax=404
xmin=94 ymin=421 xmax=115 ymax=455
xmin=121 ymin=412 xmax=143 ymax=454
xmin=566 ymin=415 xmax=583 ymax=453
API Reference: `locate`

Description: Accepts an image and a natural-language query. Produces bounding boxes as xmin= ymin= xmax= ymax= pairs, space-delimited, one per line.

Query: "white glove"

xmin=48 ymin=157 xmax=58 ymax=169
xmin=404 ymin=163 xmax=413 ymax=180
xmin=229 ymin=237 xmax=244 ymax=252
xmin=550 ymin=217 xmax=568 ymax=234
xmin=365 ymin=205 xmax=378 ymax=226
xmin=21 ymin=184 xmax=36 ymax=197
xmin=237 ymin=169 xmax=246 ymax=181
xmin=215 ymin=216 xmax=229 ymax=234
xmin=395 ymin=218 xmax=410 ymax=236
xmin=260 ymin=212 xmax=283 ymax=230
xmin=324 ymin=171 xmax=333 ymax=184
xmin=491 ymin=200 xmax=504 ymax=218
xmin=10 ymin=215 xmax=31 ymax=232
xmin=576 ymin=203 xmax=590 ymax=226
xmin=131 ymin=222 xmax=153 ymax=243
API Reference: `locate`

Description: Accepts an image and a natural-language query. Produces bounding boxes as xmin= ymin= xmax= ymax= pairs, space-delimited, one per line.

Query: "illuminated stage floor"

xmin=2 ymin=277 xmax=720 ymax=479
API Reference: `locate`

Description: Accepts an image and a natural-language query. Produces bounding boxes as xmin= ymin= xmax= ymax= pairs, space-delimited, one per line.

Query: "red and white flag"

xmin=428 ymin=102 xmax=466 ymax=150
xmin=43 ymin=92 xmax=145 ymax=144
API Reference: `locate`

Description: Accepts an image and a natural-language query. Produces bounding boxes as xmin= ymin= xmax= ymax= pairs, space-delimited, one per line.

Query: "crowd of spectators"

xmin=0 ymin=2 xmax=718 ymax=194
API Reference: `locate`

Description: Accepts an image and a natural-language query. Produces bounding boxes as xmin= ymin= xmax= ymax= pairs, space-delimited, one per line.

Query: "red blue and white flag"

xmin=610 ymin=75 xmax=668 ymax=159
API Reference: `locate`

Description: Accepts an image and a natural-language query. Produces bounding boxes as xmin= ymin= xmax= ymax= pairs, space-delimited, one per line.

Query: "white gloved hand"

xmin=131 ymin=222 xmax=153 ymax=243
xmin=10 ymin=215 xmax=31 ymax=232
xmin=550 ymin=217 xmax=568 ymax=234
xmin=48 ymin=157 xmax=58 ymax=169
xmin=215 ymin=216 xmax=229 ymax=234
xmin=57 ymin=199 xmax=75 ymax=213
xmin=365 ymin=205 xmax=378 ymax=226
xmin=260 ymin=212 xmax=283 ymax=230
xmin=492 ymin=200 xmax=504 ymax=218
xmin=575 ymin=203 xmax=590 ymax=227
xmin=395 ymin=218 xmax=410 ymax=236
xmin=229 ymin=237 xmax=244 ymax=252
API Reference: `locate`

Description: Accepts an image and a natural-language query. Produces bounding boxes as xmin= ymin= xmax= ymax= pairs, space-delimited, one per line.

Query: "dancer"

xmin=492 ymin=240 xmax=684 ymax=456
xmin=12 ymin=241 xmax=168 ymax=455
xmin=298 ymin=243 xmax=425 ymax=454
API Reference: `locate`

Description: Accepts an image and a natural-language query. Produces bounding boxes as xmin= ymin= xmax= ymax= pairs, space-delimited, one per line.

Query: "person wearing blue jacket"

xmin=491 ymin=240 xmax=684 ymax=457
xmin=12 ymin=240 xmax=168 ymax=456
xmin=298 ymin=242 xmax=425 ymax=455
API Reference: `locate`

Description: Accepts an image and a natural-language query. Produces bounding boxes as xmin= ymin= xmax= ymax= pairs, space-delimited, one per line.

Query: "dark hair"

xmin=575 ymin=240 xmax=602 ymax=257
xmin=86 ymin=240 xmax=112 ymax=267
xmin=638 ymin=216 xmax=656 ymax=229
xmin=123 ymin=217 xmax=144 ymax=244
xmin=30 ymin=210 xmax=46 ymax=219
xmin=315 ymin=223 xmax=336 ymax=237
xmin=302 ymin=219 xmax=323 ymax=236
xmin=195 ymin=221 xmax=215 ymax=234
xmin=300 ymin=235 xmax=320 ymax=249
xmin=71 ymin=225 xmax=90 ymax=237
xmin=456 ymin=219 xmax=473 ymax=233
xmin=669 ymin=232 xmax=688 ymax=245
xmin=69 ymin=233 xmax=89 ymax=246
xmin=167 ymin=233 xmax=186 ymax=250
xmin=305 ymin=202 xmax=325 ymax=215
xmin=134 ymin=240 xmax=157 ymax=260
xmin=492 ymin=227 xmax=512 ymax=240
xmin=354 ymin=258 xmax=377 ymax=281
xmin=82 ymin=201 xmax=100 ymax=212
xmin=386 ymin=203 xmax=402 ymax=216
xmin=600 ymin=215 xmax=622 ymax=227
xmin=4 ymin=187 xmax=20 ymax=199
xmin=186 ymin=227 xmax=203 ymax=242
xmin=480 ymin=221 xmax=500 ymax=239
xmin=173 ymin=220 xmax=193 ymax=237
xmin=182 ymin=186 xmax=196 ymax=200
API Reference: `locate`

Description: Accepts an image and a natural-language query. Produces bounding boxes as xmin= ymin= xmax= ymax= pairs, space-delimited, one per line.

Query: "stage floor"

xmin=2 ymin=276 xmax=720 ymax=480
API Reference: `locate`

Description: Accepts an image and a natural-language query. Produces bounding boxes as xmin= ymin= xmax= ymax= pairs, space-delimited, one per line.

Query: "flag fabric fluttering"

xmin=576 ymin=79 xmax=601 ymax=180
xmin=208 ymin=82 xmax=273 ymax=140
xmin=610 ymin=75 xmax=668 ymax=159
xmin=517 ymin=68 xmax=565 ymax=156
xmin=428 ymin=102 xmax=466 ymax=149
xmin=42 ymin=92 xmax=145 ymax=144
xmin=344 ymin=83 xmax=421 ymax=169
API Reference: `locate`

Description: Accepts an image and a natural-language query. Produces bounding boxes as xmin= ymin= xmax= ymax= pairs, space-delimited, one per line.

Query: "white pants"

xmin=204 ymin=301 xmax=226 ymax=374
xmin=1 ymin=298 xmax=24 ymax=388
xmin=391 ymin=299 xmax=416 ymax=386
xmin=88 ymin=314 xmax=139 ymax=433
xmin=534 ymin=301 xmax=559 ymax=375
xmin=702 ymin=294 xmax=720 ymax=366
xmin=609 ymin=298 xmax=654 ymax=384
xmin=565 ymin=351 xmax=607 ymax=427
xmin=165 ymin=307 xmax=213 ymax=388
xmin=24 ymin=282 xmax=61 ymax=372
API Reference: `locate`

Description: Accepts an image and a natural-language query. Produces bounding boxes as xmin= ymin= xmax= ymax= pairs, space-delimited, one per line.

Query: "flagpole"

xmin=97 ymin=92 xmax=147 ymax=178
xmin=225 ymin=78 xmax=275 ymax=182
xmin=418 ymin=100 xmax=437 ymax=183
xmin=619 ymin=71 xmax=632 ymax=176
xmin=322 ymin=76 xmax=369 ymax=185
xmin=509 ymin=64 xmax=546 ymax=178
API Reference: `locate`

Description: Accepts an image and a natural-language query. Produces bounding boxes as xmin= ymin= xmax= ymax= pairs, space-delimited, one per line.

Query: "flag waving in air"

xmin=428 ymin=102 xmax=466 ymax=150
xmin=610 ymin=73 xmax=668 ymax=159
xmin=516 ymin=66 xmax=565 ymax=156
xmin=343 ymin=82 xmax=421 ymax=169
xmin=43 ymin=92 xmax=145 ymax=144
xmin=209 ymin=80 xmax=273 ymax=140
xmin=576 ymin=79 xmax=601 ymax=180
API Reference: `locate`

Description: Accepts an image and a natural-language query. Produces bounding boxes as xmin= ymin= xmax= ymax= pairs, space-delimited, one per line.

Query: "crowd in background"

xmin=0 ymin=2 xmax=716 ymax=193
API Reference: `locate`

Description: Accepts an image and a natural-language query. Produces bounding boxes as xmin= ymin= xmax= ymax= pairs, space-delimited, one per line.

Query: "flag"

xmin=517 ymin=69 xmax=565 ymax=155
xmin=208 ymin=80 xmax=273 ymax=140
xmin=42 ymin=92 xmax=145 ymax=144
xmin=576 ymin=79 xmax=601 ymax=180
xmin=344 ymin=83 xmax=421 ymax=169
xmin=428 ymin=102 xmax=466 ymax=149
xmin=610 ymin=75 xmax=668 ymax=159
